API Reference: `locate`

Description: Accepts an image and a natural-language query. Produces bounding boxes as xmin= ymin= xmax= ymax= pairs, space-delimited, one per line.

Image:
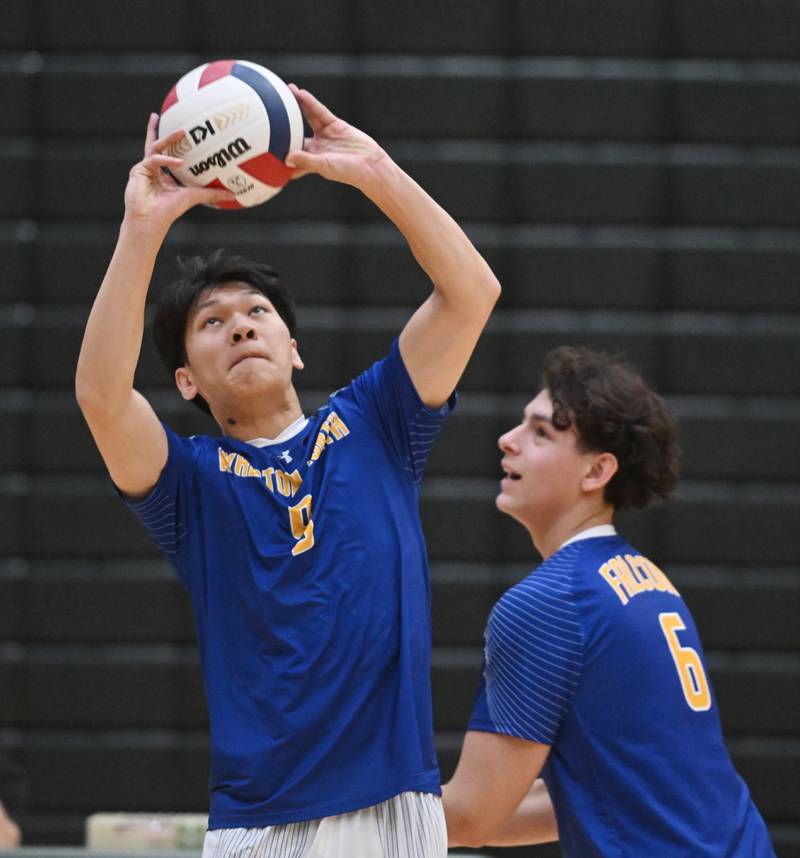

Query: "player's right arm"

xmin=484 ymin=778 xmax=558 ymax=846
xmin=75 ymin=115 xmax=233 ymax=498
xmin=443 ymin=730 xmax=553 ymax=848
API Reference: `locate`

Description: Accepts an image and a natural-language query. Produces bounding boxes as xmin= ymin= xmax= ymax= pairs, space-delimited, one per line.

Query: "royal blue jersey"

xmin=469 ymin=534 xmax=775 ymax=857
xmin=123 ymin=341 xmax=454 ymax=829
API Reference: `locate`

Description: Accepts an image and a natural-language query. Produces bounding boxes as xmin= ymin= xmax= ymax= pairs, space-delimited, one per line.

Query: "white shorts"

xmin=201 ymin=791 xmax=447 ymax=858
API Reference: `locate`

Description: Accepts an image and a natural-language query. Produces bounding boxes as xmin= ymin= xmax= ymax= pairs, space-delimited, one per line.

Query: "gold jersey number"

xmin=659 ymin=612 xmax=711 ymax=711
xmin=289 ymin=495 xmax=315 ymax=556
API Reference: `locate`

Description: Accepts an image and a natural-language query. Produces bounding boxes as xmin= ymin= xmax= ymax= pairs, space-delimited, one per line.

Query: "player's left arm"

xmin=286 ymin=85 xmax=501 ymax=407
xmin=442 ymin=730 xmax=557 ymax=848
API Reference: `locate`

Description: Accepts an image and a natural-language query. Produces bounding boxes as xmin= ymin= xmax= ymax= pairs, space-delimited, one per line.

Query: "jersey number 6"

xmin=658 ymin=612 xmax=711 ymax=712
xmin=289 ymin=495 xmax=315 ymax=556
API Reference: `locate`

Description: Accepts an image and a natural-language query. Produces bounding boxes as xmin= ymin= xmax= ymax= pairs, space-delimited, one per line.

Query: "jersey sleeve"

xmin=344 ymin=337 xmax=456 ymax=483
xmin=468 ymin=572 xmax=585 ymax=744
xmin=116 ymin=423 xmax=196 ymax=588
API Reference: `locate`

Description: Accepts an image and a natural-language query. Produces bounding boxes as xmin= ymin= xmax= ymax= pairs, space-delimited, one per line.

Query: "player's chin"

xmin=229 ymin=360 xmax=277 ymax=380
xmin=227 ymin=371 xmax=279 ymax=397
xmin=496 ymin=490 xmax=530 ymax=524
xmin=495 ymin=489 xmax=513 ymax=514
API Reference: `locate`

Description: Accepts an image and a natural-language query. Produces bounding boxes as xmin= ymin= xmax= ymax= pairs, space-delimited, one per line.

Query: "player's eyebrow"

xmin=524 ymin=410 xmax=554 ymax=425
xmin=193 ymin=288 xmax=263 ymax=314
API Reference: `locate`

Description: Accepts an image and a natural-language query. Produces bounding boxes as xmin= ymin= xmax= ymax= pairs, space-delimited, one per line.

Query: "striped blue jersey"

xmin=123 ymin=340 xmax=454 ymax=829
xmin=469 ymin=534 xmax=775 ymax=857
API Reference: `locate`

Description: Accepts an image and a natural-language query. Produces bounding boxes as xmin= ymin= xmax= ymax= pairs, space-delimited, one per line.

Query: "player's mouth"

xmin=500 ymin=460 xmax=522 ymax=485
xmin=230 ymin=351 xmax=268 ymax=370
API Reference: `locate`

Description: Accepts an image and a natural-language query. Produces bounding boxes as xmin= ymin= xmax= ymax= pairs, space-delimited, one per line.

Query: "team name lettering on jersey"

xmin=598 ymin=554 xmax=680 ymax=606
xmin=215 ymin=412 xmax=351 ymax=495
xmin=308 ymin=411 xmax=350 ymax=465
xmin=217 ymin=450 xmax=303 ymax=498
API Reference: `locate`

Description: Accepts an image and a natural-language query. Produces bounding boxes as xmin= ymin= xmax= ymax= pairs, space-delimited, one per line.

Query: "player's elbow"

xmin=479 ymin=270 xmax=502 ymax=312
xmin=75 ymin=386 xmax=132 ymax=435
xmin=451 ymin=817 xmax=493 ymax=849
xmin=75 ymin=377 xmax=110 ymax=420
xmin=75 ymin=360 xmax=104 ymax=411
xmin=75 ymin=375 xmax=100 ymax=414
xmin=75 ymin=371 xmax=129 ymax=422
xmin=443 ymin=790 xmax=493 ymax=849
xmin=459 ymin=270 xmax=501 ymax=331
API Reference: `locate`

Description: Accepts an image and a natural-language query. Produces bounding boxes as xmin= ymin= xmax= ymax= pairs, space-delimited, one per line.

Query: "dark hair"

xmin=542 ymin=346 xmax=681 ymax=509
xmin=152 ymin=250 xmax=297 ymax=415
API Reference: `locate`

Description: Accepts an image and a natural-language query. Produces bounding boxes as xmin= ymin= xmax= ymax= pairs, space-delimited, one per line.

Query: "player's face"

xmin=496 ymin=389 xmax=596 ymax=531
xmin=177 ymin=282 xmax=303 ymax=411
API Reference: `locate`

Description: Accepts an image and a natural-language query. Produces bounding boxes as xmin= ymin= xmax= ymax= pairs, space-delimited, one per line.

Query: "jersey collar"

xmin=246 ymin=415 xmax=308 ymax=448
xmin=559 ymin=524 xmax=617 ymax=551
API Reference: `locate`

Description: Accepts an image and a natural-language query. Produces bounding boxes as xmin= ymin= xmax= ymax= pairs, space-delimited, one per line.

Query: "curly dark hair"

xmin=542 ymin=346 xmax=681 ymax=509
xmin=152 ymin=250 xmax=297 ymax=415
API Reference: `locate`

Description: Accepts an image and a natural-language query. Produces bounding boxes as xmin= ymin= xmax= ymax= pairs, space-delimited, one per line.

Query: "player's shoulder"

xmin=525 ymin=538 xmax=602 ymax=589
xmin=494 ymin=544 xmax=586 ymax=624
xmin=165 ymin=424 xmax=248 ymax=471
xmin=325 ymin=346 xmax=400 ymax=415
xmin=487 ymin=548 xmax=586 ymax=661
xmin=569 ymin=534 xmax=635 ymax=567
xmin=162 ymin=423 xmax=212 ymax=454
xmin=501 ymin=536 xmax=632 ymax=613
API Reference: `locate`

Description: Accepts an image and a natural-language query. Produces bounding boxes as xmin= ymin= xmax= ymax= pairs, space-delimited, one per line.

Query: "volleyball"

xmin=157 ymin=60 xmax=304 ymax=209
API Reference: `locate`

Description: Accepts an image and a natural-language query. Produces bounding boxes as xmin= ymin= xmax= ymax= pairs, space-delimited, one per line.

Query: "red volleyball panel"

xmin=199 ymin=60 xmax=236 ymax=89
xmin=205 ymin=178 xmax=243 ymax=209
xmin=239 ymin=152 xmax=292 ymax=188
xmin=160 ymin=84 xmax=178 ymax=113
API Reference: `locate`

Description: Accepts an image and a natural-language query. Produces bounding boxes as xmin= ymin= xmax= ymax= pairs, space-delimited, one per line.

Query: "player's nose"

xmin=231 ymin=324 xmax=256 ymax=344
xmin=498 ymin=428 xmax=518 ymax=453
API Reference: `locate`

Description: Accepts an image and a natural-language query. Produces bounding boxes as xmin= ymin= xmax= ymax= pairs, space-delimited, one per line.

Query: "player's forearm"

xmin=485 ymin=780 xmax=558 ymax=846
xmin=75 ymin=219 xmax=164 ymax=414
xmin=0 ymin=801 xmax=21 ymax=848
xmin=359 ymin=156 xmax=500 ymax=311
xmin=444 ymin=780 xmax=556 ymax=848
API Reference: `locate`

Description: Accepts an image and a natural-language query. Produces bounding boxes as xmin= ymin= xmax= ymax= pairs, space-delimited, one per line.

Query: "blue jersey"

xmin=469 ymin=534 xmax=775 ymax=857
xmin=123 ymin=341 xmax=453 ymax=829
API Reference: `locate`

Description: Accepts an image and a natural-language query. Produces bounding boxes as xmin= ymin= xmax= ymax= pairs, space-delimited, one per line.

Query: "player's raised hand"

xmin=123 ymin=114 xmax=235 ymax=235
xmin=285 ymin=84 xmax=389 ymax=191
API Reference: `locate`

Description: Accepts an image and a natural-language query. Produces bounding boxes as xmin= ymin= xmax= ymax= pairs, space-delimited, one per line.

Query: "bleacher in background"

xmin=2 ymin=1 xmax=799 ymax=855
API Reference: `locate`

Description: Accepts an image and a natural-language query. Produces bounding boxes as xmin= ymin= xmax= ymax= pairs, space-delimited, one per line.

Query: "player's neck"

xmin=531 ymin=503 xmax=615 ymax=560
xmin=213 ymin=388 xmax=304 ymax=442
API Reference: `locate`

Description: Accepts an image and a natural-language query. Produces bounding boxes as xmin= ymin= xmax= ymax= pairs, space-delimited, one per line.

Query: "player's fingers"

xmin=288 ymin=83 xmax=338 ymax=134
xmin=284 ymin=149 xmax=324 ymax=178
xmin=144 ymin=154 xmax=184 ymax=170
xmin=152 ymin=127 xmax=188 ymax=155
xmin=157 ymin=168 xmax=180 ymax=190
xmin=188 ymin=186 xmax=237 ymax=207
xmin=144 ymin=113 xmax=159 ymax=156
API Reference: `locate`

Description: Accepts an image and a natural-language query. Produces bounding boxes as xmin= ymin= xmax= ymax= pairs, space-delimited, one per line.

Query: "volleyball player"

xmin=442 ymin=347 xmax=775 ymax=856
xmin=75 ymin=86 xmax=500 ymax=857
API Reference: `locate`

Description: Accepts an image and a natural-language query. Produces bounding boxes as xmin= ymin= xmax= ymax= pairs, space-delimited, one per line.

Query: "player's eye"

xmin=534 ymin=425 xmax=549 ymax=438
xmin=203 ymin=316 xmax=221 ymax=327
xmin=250 ymin=305 xmax=268 ymax=315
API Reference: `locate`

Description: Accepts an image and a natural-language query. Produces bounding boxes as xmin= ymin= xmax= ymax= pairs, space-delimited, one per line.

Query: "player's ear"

xmin=582 ymin=452 xmax=618 ymax=493
xmin=291 ymin=338 xmax=304 ymax=371
xmin=175 ymin=366 xmax=199 ymax=402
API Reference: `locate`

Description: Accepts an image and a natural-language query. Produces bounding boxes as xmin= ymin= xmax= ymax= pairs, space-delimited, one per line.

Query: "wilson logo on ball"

xmin=188 ymin=138 xmax=252 ymax=176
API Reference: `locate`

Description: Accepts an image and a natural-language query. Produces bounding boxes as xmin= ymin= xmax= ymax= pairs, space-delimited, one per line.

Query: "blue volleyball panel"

xmin=232 ymin=63 xmax=292 ymax=160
